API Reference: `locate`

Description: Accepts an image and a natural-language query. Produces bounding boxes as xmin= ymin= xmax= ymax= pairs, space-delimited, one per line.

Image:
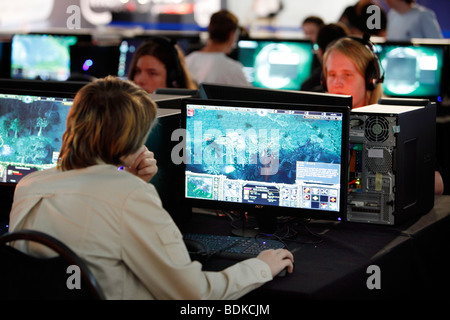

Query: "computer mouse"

xmin=184 ymin=238 xmax=210 ymax=263
xmin=276 ymin=267 xmax=288 ymax=277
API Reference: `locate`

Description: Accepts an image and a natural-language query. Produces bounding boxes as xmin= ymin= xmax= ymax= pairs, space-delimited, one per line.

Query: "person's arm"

xmin=421 ymin=11 xmax=443 ymax=39
xmin=120 ymin=185 xmax=292 ymax=299
xmin=122 ymin=145 xmax=158 ymax=182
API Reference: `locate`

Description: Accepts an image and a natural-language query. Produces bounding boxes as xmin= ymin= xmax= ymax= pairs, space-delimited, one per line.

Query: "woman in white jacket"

xmin=8 ymin=76 xmax=293 ymax=300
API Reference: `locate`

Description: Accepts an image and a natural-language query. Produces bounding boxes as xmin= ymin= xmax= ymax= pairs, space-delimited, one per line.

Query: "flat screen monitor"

xmin=117 ymin=37 xmax=145 ymax=79
xmin=180 ymin=98 xmax=350 ymax=225
xmin=374 ymin=41 xmax=446 ymax=100
xmin=10 ymin=34 xmax=79 ymax=81
xmin=0 ymin=89 xmax=74 ymax=185
xmin=0 ymin=40 xmax=11 ymax=79
xmin=237 ymin=38 xmax=314 ymax=90
xmin=198 ymin=82 xmax=352 ymax=107
xmin=70 ymin=44 xmax=120 ymax=79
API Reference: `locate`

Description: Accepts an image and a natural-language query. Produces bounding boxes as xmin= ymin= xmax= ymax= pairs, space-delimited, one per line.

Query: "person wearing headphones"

xmin=322 ymin=36 xmax=384 ymax=109
xmin=322 ymin=36 xmax=444 ymax=194
xmin=128 ymin=37 xmax=197 ymax=94
xmin=185 ymin=9 xmax=251 ymax=87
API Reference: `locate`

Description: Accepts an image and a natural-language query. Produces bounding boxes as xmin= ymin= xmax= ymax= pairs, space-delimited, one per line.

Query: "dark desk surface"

xmin=182 ymin=195 xmax=450 ymax=300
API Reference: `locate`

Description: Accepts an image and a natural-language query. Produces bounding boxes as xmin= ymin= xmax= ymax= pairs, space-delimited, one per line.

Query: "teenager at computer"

xmin=322 ymin=37 xmax=444 ymax=194
xmin=185 ymin=9 xmax=251 ymax=87
xmin=322 ymin=37 xmax=383 ymax=109
xmin=128 ymin=37 xmax=197 ymax=94
xmin=8 ymin=76 xmax=294 ymax=299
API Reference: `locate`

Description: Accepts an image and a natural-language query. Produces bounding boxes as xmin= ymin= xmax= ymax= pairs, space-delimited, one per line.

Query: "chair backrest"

xmin=0 ymin=230 xmax=106 ymax=300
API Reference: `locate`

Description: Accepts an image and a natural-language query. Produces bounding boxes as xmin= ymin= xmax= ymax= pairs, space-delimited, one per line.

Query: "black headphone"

xmin=322 ymin=34 xmax=384 ymax=91
xmin=144 ymin=36 xmax=186 ymax=88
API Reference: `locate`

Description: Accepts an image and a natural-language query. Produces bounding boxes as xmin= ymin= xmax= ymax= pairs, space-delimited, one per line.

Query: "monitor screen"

xmin=10 ymin=34 xmax=78 ymax=81
xmin=70 ymin=44 xmax=120 ymax=79
xmin=237 ymin=39 xmax=314 ymax=91
xmin=180 ymin=98 xmax=350 ymax=222
xmin=374 ymin=42 xmax=446 ymax=99
xmin=0 ymin=90 xmax=73 ymax=185
xmin=117 ymin=38 xmax=145 ymax=79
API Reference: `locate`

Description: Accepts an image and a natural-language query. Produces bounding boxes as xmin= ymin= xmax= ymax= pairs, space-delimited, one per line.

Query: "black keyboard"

xmin=183 ymin=233 xmax=285 ymax=260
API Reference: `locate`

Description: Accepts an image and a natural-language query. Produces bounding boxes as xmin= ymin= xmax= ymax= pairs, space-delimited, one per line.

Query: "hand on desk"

xmin=257 ymin=248 xmax=294 ymax=278
xmin=121 ymin=146 xmax=158 ymax=182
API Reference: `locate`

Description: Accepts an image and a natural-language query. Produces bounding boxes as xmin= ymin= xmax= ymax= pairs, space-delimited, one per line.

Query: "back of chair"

xmin=0 ymin=230 xmax=106 ymax=300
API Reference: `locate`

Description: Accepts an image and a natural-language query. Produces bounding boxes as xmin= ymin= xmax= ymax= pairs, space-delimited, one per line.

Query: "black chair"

xmin=0 ymin=229 xmax=106 ymax=300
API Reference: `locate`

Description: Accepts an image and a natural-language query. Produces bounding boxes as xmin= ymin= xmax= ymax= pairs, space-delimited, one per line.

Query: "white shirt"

xmin=9 ymin=165 xmax=272 ymax=300
xmin=185 ymin=51 xmax=251 ymax=86
xmin=386 ymin=4 xmax=443 ymax=41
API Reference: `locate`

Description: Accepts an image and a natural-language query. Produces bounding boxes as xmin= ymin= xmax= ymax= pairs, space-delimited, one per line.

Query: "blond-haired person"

xmin=322 ymin=37 xmax=383 ymax=109
xmin=8 ymin=76 xmax=293 ymax=299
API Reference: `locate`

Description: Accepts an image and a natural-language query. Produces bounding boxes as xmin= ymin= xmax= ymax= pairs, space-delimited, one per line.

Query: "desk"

xmin=181 ymin=195 xmax=450 ymax=300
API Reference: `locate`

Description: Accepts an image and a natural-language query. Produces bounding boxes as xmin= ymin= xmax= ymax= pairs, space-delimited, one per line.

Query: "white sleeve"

xmin=121 ymin=184 xmax=271 ymax=300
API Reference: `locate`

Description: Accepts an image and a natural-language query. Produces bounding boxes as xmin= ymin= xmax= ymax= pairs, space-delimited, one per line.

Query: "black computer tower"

xmin=347 ymin=103 xmax=436 ymax=225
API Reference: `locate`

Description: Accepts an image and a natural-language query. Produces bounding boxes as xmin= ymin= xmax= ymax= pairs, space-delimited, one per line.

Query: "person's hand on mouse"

xmin=256 ymin=248 xmax=294 ymax=278
xmin=121 ymin=146 xmax=158 ymax=182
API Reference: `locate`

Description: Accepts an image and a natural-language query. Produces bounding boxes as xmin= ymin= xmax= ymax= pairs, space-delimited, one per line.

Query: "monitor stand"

xmin=231 ymin=210 xmax=277 ymax=237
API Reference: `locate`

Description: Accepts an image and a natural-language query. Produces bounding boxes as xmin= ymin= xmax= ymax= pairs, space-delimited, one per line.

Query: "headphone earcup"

xmin=149 ymin=36 xmax=184 ymax=88
xmin=365 ymin=56 xmax=384 ymax=91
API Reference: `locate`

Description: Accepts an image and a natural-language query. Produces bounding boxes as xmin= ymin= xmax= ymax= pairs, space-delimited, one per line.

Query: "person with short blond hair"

xmin=9 ymin=76 xmax=293 ymax=300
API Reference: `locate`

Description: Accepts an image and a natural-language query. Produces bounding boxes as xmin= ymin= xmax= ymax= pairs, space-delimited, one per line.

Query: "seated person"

xmin=323 ymin=37 xmax=443 ymax=194
xmin=185 ymin=9 xmax=251 ymax=87
xmin=386 ymin=0 xmax=443 ymax=41
xmin=300 ymin=23 xmax=348 ymax=92
xmin=322 ymin=37 xmax=383 ymax=109
xmin=301 ymin=15 xmax=324 ymax=43
xmin=338 ymin=0 xmax=387 ymax=37
xmin=8 ymin=76 xmax=294 ymax=300
xmin=128 ymin=37 xmax=197 ymax=94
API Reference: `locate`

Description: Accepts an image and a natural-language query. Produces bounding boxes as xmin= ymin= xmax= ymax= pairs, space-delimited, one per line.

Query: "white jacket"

xmin=9 ymin=164 xmax=272 ymax=299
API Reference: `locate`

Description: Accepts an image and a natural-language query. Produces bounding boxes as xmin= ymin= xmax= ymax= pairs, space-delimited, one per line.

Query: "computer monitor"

xmin=237 ymin=38 xmax=314 ymax=90
xmin=198 ymin=82 xmax=352 ymax=107
xmin=10 ymin=34 xmax=79 ymax=81
xmin=117 ymin=37 xmax=145 ymax=79
xmin=0 ymin=78 xmax=86 ymax=97
xmin=0 ymin=88 xmax=74 ymax=186
xmin=180 ymin=98 xmax=350 ymax=230
xmin=70 ymin=44 xmax=120 ymax=79
xmin=0 ymin=40 xmax=11 ymax=79
xmin=374 ymin=41 xmax=447 ymax=101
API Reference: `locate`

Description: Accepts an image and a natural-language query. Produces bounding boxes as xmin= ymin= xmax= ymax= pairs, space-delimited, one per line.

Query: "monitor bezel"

xmin=180 ymin=98 xmax=350 ymax=222
xmin=198 ymin=82 xmax=353 ymax=107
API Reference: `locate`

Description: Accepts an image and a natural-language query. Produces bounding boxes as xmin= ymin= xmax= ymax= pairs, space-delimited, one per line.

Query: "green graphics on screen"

xmin=375 ymin=44 xmax=444 ymax=98
xmin=238 ymin=39 xmax=314 ymax=91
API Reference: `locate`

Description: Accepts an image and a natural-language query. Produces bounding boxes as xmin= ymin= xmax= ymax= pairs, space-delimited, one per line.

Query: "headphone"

xmin=322 ymin=34 xmax=384 ymax=91
xmin=142 ymin=36 xmax=186 ymax=88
